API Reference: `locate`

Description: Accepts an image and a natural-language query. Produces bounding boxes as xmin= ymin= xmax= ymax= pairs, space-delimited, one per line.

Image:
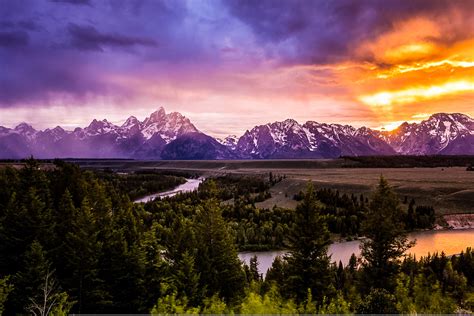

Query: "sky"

xmin=1 ymin=0 xmax=473 ymax=137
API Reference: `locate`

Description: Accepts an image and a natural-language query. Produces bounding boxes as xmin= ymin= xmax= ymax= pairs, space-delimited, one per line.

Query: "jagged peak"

xmin=423 ymin=112 xmax=472 ymax=123
xmin=122 ymin=116 xmax=140 ymax=128
xmin=147 ymin=106 xmax=167 ymax=123
xmin=14 ymin=122 xmax=37 ymax=135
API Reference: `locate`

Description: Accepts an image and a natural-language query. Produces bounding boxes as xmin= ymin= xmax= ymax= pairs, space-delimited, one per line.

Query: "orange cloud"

xmin=359 ymin=80 xmax=474 ymax=107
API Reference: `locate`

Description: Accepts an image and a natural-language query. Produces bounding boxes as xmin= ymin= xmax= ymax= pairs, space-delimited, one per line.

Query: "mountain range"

xmin=0 ymin=107 xmax=473 ymax=159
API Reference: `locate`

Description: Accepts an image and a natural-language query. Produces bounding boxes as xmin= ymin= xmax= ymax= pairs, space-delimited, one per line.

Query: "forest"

xmin=0 ymin=159 xmax=473 ymax=314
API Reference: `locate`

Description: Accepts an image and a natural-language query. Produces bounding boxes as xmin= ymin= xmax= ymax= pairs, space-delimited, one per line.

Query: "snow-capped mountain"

xmin=379 ymin=113 xmax=474 ymax=155
xmin=140 ymin=107 xmax=199 ymax=142
xmin=235 ymin=119 xmax=395 ymax=158
xmin=0 ymin=110 xmax=472 ymax=159
xmin=0 ymin=107 xmax=201 ymax=159
xmin=217 ymin=135 xmax=239 ymax=151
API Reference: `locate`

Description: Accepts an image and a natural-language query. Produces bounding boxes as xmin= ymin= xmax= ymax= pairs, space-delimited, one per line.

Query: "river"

xmin=133 ymin=178 xmax=203 ymax=203
xmin=239 ymin=229 xmax=474 ymax=276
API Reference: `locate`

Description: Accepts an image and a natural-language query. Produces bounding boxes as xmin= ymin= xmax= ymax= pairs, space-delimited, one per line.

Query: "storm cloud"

xmin=67 ymin=23 xmax=157 ymax=51
xmin=225 ymin=0 xmax=474 ymax=65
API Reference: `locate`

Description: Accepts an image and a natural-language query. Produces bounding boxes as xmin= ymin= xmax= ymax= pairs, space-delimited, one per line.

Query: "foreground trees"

xmin=194 ymin=197 xmax=246 ymax=306
xmin=360 ymin=177 xmax=415 ymax=292
xmin=0 ymin=160 xmax=472 ymax=314
xmin=284 ymin=183 xmax=332 ymax=303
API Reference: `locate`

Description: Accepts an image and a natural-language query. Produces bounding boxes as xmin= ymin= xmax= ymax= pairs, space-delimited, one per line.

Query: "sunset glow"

xmin=360 ymin=81 xmax=474 ymax=107
xmin=0 ymin=0 xmax=473 ymax=136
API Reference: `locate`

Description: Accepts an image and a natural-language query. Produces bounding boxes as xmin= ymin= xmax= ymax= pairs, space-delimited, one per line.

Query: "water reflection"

xmin=239 ymin=229 xmax=474 ymax=277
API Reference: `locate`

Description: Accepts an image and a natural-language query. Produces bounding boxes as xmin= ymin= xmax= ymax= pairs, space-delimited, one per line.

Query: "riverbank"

xmin=437 ymin=213 xmax=474 ymax=229
xmin=133 ymin=178 xmax=203 ymax=203
xmin=239 ymin=229 xmax=474 ymax=276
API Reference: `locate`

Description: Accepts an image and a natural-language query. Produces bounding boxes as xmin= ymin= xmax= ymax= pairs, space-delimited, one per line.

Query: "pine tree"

xmin=171 ymin=251 xmax=201 ymax=306
xmin=194 ymin=199 xmax=245 ymax=306
xmin=264 ymin=256 xmax=287 ymax=292
xmin=249 ymin=255 xmax=261 ymax=282
xmin=360 ymin=177 xmax=414 ymax=291
xmin=51 ymin=190 xmax=76 ymax=281
xmin=64 ymin=198 xmax=110 ymax=313
xmin=284 ymin=182 xmax=332 ymax=303
xmin=9 ymin=241 xmax=50 ymax=313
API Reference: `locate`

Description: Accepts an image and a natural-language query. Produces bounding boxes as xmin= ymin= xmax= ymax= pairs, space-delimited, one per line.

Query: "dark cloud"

xmin=0 ymin=19 xmax=40 ymax=31
xmin=0 ymin=48 xmax=124 ymax=106
xmin=50 ymin=0 xmax=91 ymax=5
xmin=67 ymin=23 xmax=157 ymax=51
xmin=17 ymin=20 xmax=41 ymax=31
xmin=0 ymin=31 xmax=29 ymax=47
xmin=0 ymin=0 xmax=194 ymax=107
xmin=226 ymin=0 xmax=474 ymax=65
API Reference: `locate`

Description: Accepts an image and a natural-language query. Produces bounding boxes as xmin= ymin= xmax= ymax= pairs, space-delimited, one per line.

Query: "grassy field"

xmin=253 ymin=168 xmax=474 ymax=215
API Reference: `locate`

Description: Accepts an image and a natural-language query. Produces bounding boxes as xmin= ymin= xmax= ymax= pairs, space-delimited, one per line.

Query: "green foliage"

xmin=97 ymin=171 xmax=186 ymax=201
xmin=360 ymin=176 xmax=414 ymax=291
xmin=240 ymin=286 xmax=297 ymax=314
xmin=319 ymin=292 xmax=352 ymax=314
xmin=0 ymin=276 xmax=13 ymax=315
xmin=26 ymin=270 xmax=74 ymax=316
xmin=194 ymin=197 xmax=246 ymax=306
xmin=170 ymin=251 xmax=200 ymax=306
xmin=49 ymin=292 xmax=75 ymax=316
xmin=284 ymin=182 xmax=332 ymax=303
xmin=201 ymin=294 xmax=228 ymax=314
xmin=11 ymin=240 xmax=51 ymax=313
xmin=412 ymin=273 xmax=456 ymax=313
xmin=150 ymin=284 xmax=199 ymax=315
xmin=394 ymin=273 xmax=416 ymax=314
xmin=64 ymin=198 xmax=110 ymax=312
xmin=356 ymin=288 xmax=398 ymax=314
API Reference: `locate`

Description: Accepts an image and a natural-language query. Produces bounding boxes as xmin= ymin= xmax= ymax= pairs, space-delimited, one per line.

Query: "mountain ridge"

xmin=0 ymin=109 xmax=473 ymax=159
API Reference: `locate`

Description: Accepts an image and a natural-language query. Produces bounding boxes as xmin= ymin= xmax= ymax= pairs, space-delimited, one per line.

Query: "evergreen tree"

xmin=360 ymin=177 xmax=414 ymax=291
xmin=9 ymin=241 xmax=50 ymax=313
xmin=248 ymin=255 xmax=261 ymax=282
xmin=139 ymin=222 xmax=167 ymax=309
xmin=284 ymin=182 xmax=332 ymax=303
xmin=64 ymin=198 xmax=110 ymax=313
xmin=171 ymin=250 xmax=201 ymax=306
xmin=0 ymin=276 xmax=13 ymax=315
xmin=51 ymin=190 xmax=76 ymax=281
xmin=194 ymin=198 xmax=245 ymax=306
xmin=264 ymin=256 xmax=287 ymax=292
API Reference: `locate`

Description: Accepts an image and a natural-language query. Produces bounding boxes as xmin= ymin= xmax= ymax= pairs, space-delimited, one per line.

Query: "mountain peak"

xmin=148 ymin=106 xmax=166 ymax=123
xmin=14 ymin=122 xmax=36 ymax=134
xmin=122 ymin=116 xmax=140 ymax=128
xmin=428 ymin=112 xmax=472 ymax=123
xmin=1 ymin=110 xmax=472 ymax=159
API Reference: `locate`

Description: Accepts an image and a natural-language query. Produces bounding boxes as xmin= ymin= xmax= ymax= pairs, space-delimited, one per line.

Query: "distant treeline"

xmin=342 ymin=155 xmax=474 ymax=168
xmin=1 ymin=155 xmax=474 ymax=169
xmin=96 ymin=171 xmax=187 ymax=201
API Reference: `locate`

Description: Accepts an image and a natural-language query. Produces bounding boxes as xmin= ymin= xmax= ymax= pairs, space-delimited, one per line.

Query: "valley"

xmin=66 ymin=158 xmax=474 ymax=215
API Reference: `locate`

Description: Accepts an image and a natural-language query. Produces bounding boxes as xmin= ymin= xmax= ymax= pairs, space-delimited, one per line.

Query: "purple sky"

xmin=1 ymin=0 xmax=473 ymax=136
